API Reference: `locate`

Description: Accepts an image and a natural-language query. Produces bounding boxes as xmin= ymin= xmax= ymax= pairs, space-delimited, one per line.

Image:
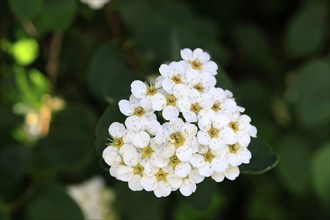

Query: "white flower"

xmin=131 ymin=80 xmax=166 ymax=111
xmin=166 ymin=154 xmax=192 ymax=178
xmin=141 ymin=166 xmax=172 ymax=198
xmin=211 ymin=165 xmax=240 ymax=182
xmin=153 ymin=84 xmax=187 ymax=121
xmin=80 ymin=0 xmax=110 ymax=10
xmin=67 ymin=176 xmax=118 ymax=220
xmin=180 ymin=48 xmax=218 ymax=75
xmin=162 ymin=118 xmax=199 ymax=162
xmin=205 ymin=88 xmax=244 ymax=117
xmin=177 ymin=91 xmax=213 ymax=123
xmin=227 ymin=113 xmax=256 ymax=147
xmin=197 ymin=114 xmax=235 ymax=150
xmin=102 ymin=48 xmax=258 ymax=197
xmin=185 ymin=69 xmax=216 ymax=94
xmin=159 ymin=61 xmax=187 ymax=94
xmin=118 ymin=95 xmax=156 ymax=131
xmin=219 ymin=143 xmax=252 ymax=167
xmin=190 ymin=145 xmax=229 ymax=177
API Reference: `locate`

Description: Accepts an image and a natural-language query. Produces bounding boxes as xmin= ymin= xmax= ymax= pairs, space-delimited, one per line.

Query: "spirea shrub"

xmin=102 ymin=48 xmax=257 ymax=198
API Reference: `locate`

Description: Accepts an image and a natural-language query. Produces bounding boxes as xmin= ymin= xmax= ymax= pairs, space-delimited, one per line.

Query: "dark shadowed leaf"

xmin=9 ymin=0 xmax=43 ymax=21
xmin=295 ymin=58 xmax=330 ymax=127
xmin=311 ymin=142 xmax=330 ymax=205
xmin=88 ymin=43 xmax=136 ymax=99
xmin=277 ymin=135 xmax=310 ymax=195
xmin=34 ymin=0 xmax=77 ymax=33
xmin=35 ymin=130 xmax=92 ymax=173
xmin=183 ymin=178 xmax=217 ymax=210
xmin=240 ymin=138 xmax=279 ymax=174
xmin=26 ymin=182 xmax=84 ymax=220
xmin=286 ymin=2 xmax=328 ymax=58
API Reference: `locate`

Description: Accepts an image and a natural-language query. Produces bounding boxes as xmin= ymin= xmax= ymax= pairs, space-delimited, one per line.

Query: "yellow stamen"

xmin=208 ymin=127 xmax=219 ymax=138
xmin=191 ymin=60 xmax=202 ymax=70
xmin=170 ymin=132 xmax=185 ymax=147
xmin=172 ymin=75 xmax=182 ymax=84
xmin=166 ymin=94 xmax=177 ymax=106
xmin=147 ymin=85 xmax=157 ymax=95
xmin=169 ymin=155 xmax=180 ymax=167
xmin=190 ymin=103 xmax=202 ymax=113
xmin=211 ymin=101 xmax=221 ymax=111
xmin=133 ymin=164 xmax=144 ymax=175
xmin=113 ymin=137 xmax=124 ymax=148
xmin=134 ymin=106 xmax=145 ymax=116
xmin=156 ymin=169 xmax=167 ymax=181
xmin=229 ymin=144 xmax=240 ymax=153
xmin=193 ymin=83 xmax=204 ymax=92
xmin=140 ymin=144 xmax=154 ymax=158
xmin=229 ymin=121 xmax=239 ymax=132
xmin=203 ymin=150 xmax=215 ymax=162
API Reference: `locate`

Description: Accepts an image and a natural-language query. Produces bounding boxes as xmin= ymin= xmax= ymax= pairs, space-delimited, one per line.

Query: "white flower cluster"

xmin=80 ymin=0 xmax=110 ymax=10
xmin=102 ymin=48 xmax=257 ymax=198
xmin=67 ymin=176 xmax=118 ymax=220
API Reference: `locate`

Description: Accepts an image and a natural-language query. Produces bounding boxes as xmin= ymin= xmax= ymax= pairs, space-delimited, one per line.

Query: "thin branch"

xmin=46 ymin=34 xmax=63 ymax=92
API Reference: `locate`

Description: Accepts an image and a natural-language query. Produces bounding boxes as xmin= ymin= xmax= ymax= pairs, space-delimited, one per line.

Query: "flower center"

xmin=190 ymin=103 xmax=202 ymax=113
xmin=113 ymin=137 xmax=124 ymax=148
xmin=203 ymin=150 xmax=215 ymax=162
xmin=228 ymin=144 xmax=239 ymax=153
xmin=170 ymin=132 xmax=185 ymax=147
xmin=133 ymin=164 xmax=144 ymax=175
xmin=140 ymin=144 xmax=154 ymax=159
xmin=211 ymin=101 xmax=221 ymax=111
xmin=191 ymin=60 xmax=202 ymax=70
xmin=169 ymin=155 xmax=180 ymax=167
xmin=133 ymin=106 xmax=145 ymax=116
xmin=229 ymin=121 xmax=239 ymax=132
xmin=193 ymin=83 xmax=204 ymax=92
xmin=166 ymin=94 xmax=177 ymax=106
xmin=208 ymin=127 xmax=219 ymax=138
xmin=172 ymin=75 xmax=182 ymax=84
xmin=156 ymin=169 xmax=167 ymax=181
xmin=147 ymin=85 xmax=157 ymax=95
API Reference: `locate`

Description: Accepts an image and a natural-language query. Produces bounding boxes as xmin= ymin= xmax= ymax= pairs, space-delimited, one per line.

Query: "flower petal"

xmin=131 ymin=80 xmax=147 ymax=98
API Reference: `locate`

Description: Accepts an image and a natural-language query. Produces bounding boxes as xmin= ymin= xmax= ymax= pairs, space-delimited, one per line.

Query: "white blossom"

xmin=180 ymin=48 xmax=218 ymax=75
xmin=102 ymin=48 xmax=257 ymax=198
xmin=80 ymin=0 xmax=110 ymax=10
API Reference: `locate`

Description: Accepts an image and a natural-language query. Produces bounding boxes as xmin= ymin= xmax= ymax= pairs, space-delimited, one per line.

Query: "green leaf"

xmin=26 ymin=182 xmax=84 ymax=220
xmin=0 ymin=145 xmax=31 ymax=180
xmin=95 ymin=104 xmax=125 ymax=156
xmin=175 ymin=190 xmax=223 ymax=220
xmin=233 ymin=24 xmax=272 ymax=69
xmin=286 ymin=2 xmax=328 ymax=58
xmin=183 ymin=178 xmax=217 ymax=210
xmin=277 ymin=135 xmax=310 ymax=195
xmin=51 ymin=104 xmax=96 ymax=131
xmin=240 ymin=138 xmax=279 ymax=174
xmin=88 ymin=43 xmax=136 ymax=99
xmin=12 ymin=39 xmax=39 ymax=66
xmin=0 ymin=145 xmax=32 ymax=201
xmin=311 ymin=142 xmax=330 ymax=205
xmin=295 ymin=58 xmax=329 ymax=127
xmin=9 ymin=0 xmax=43 ymax=21
xmin=29 ymin=69 xmax=50 ymax=97
xmin=34 ymin=0 xmax=77 ymax=33
xmin=114 ymin=182 xmax=166 ymax=220
xmin=35 ymin=130 xmax=92 ymax=173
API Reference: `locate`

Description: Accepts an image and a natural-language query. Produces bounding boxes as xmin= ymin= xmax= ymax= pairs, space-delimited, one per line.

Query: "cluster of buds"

xmin=102 ymin=48 xmax=257 ymax=197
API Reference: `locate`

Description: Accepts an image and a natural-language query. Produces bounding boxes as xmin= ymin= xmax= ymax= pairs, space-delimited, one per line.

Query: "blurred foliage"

xmin=0 ymin=0 xmax=329 ymax=220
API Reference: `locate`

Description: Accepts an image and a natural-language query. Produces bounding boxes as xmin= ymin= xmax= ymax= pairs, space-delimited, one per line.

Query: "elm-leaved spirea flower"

xmin=102 ymin=48 xmax=257 ymax=197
